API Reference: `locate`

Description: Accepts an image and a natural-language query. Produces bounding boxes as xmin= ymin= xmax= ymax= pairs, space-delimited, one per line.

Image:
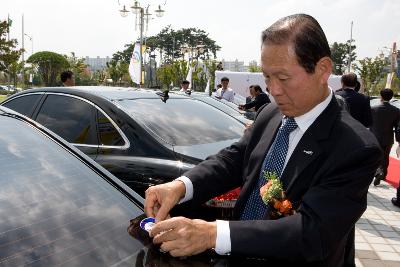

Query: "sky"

xmin=2 ymin=0 xmax=400 ymax=65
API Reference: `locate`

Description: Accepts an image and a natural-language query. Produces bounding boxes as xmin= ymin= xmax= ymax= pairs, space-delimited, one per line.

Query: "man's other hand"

xmin=144 ymin=180 xmax=186 ymax=222
xmin=150 ymin=217 xmax=217 ymax=257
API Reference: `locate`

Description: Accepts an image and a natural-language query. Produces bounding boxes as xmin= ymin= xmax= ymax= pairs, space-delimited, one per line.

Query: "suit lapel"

xmin=282 ymin=95 xmax=339 ymax=193
xmin=281 ymin=133 xmax=321 ymax=193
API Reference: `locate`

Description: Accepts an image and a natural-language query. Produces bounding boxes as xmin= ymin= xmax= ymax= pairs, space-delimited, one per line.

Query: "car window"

xmin=97 ymin=110 xmax=124 ymax=146
xmin=196 ymin=96 xmax=241 ymax=117
xmin=3 ymin=94 xmax=41 ymax=117
xmin=0 ymin=114 xmax=146 ymax=266
xmin=119 ymin=98 xmax=244 ymax=146
xmin=36 ymin=94 xmax=98 ymax=145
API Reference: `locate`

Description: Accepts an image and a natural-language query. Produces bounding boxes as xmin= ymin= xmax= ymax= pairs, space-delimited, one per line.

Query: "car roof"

xmin=14 ymin=86 xmax=190 ymax=102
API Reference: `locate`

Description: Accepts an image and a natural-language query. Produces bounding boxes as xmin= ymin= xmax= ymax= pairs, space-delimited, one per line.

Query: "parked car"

xmin=2 ymin=87 xmax=244 ymax=204
xmin=0 ymin=106 xmax=271 ymax=266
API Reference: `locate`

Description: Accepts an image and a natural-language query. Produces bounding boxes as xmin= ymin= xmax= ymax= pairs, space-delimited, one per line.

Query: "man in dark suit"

xmin=370 ymin=88 xmax=400 ymax=187
xmin=239 ymin=85 xmax=271 ymax=112
xmin=335 ymin=73 xmax=372 ymax=127
xmin=144 ymin=14 xmax=382 ymax=266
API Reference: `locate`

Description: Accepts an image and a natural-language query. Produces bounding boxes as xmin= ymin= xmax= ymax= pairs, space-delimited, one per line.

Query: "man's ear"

xmin=316 ymin=56 xmax=332 ymax=83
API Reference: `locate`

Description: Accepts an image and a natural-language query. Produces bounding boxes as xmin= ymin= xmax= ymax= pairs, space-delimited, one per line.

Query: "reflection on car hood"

xmin=174 ymin=138 xmax=239 ymax=160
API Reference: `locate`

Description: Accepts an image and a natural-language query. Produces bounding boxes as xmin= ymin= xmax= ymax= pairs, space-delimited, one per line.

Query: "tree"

xmin=106 ymin=60 xmax=129 ymax=86
xmin=330 ymin=40 xmax=357 ymax=75
xmin=27 ymin=51 xmax=70 ymax=86
xmin=65 ymin=52 xmax=92 ymax=85
xmin=355 ymin=57 xmax=386 ymax=95
xmin=0 ymin=19 xmax=23 ymax=79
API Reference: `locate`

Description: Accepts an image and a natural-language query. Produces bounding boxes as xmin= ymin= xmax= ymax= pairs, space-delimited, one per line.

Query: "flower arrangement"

xmin=259 ymin=172 xmax=295 ymax=219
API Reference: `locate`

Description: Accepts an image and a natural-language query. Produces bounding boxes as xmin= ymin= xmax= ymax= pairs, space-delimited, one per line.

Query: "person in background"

xmin=216 ymin=77 xmax=234 ymax=102
xmin=246 ymin=86 xmax=256 ymax=103
xmin=60 ymin=70 xmax=75 ymax=87
xmin=335 ymin=73 xmax=372 ymax=127
xmin=180 ymin=80 xmax=190 ymax=93
xmin=370 ymin=88 xmax=400 ymax=187
xmin=239 ymin=85 xmax=271 ymax=112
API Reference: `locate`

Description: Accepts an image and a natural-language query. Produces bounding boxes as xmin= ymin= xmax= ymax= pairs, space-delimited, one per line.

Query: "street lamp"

xmin=119 ymin=1 xmax=165 ymax=86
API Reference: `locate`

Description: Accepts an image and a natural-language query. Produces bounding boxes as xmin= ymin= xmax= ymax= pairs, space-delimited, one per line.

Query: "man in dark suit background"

xmin=144 ymin=14 xmax=382 ymax=266
xmin=239 ymin=85 xmax=271 ymax=112
xmin=370 ymin=88 xmax=400 ymax=187
xmin=335 ymin=73 xmax=372 ymax=127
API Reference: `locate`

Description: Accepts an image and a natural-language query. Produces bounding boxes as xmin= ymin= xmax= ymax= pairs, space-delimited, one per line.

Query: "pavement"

xmin=355 ymin=181 xmax=400 ymax=267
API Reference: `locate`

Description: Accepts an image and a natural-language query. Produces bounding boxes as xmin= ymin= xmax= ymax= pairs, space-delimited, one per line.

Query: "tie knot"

xmin=282 ymin=117 xmax=298 ymax=133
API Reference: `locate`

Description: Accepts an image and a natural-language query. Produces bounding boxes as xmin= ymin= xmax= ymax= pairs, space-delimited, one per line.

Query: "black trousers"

xmin=377 ymin=144 xmax=392 ymax=179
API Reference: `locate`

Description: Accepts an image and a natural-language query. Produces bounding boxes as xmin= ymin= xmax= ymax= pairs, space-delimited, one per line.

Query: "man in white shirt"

xmin=215 ymin=77 xmax=234 ymax=102
xmin=144 ymin=14 xmax=381 ymax=266
xmin=179 ymin=80 xmax=190 ymax=93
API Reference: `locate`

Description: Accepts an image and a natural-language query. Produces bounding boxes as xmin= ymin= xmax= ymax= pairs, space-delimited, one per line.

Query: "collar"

xmin=293 ymin=89 xmax=333 ymax=133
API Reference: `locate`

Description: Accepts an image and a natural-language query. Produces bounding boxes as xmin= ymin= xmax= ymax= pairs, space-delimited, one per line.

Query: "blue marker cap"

xmin=140 ymin=217 xmax=156 ymax=233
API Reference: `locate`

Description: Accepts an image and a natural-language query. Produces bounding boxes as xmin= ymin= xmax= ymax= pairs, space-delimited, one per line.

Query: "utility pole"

xmin=22 ymin=14 xmax=25 ymax=86
xmin=347 ymin=21 xmax=353 ymax=73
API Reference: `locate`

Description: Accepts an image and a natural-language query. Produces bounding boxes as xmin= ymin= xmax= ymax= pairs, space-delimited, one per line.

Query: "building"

xmin=84 ymin=56 xmax=112 ymax=72
xmin=221 ymin=59 xmax=247 ymax=72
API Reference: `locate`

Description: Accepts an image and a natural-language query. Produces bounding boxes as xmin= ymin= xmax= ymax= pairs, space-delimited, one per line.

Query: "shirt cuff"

xmin=175 ymin=176 xmax=193 ymax=204
xmin=214 ymin=220 xmax=231 ymax=255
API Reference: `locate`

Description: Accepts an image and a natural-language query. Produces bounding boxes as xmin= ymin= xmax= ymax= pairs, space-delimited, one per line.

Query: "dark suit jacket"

xmin=335 ymin=88 xmax=372 ymax=127
xmin=370 ymin=102 xmax=400 ymax=147
xmin=242 ymin=92 xmax=271 ymax=111
xmin=184 ymin=96 xmax=382 ymax=266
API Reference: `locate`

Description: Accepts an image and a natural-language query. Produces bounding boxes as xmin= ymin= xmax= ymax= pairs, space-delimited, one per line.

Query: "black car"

xmin=2 ymin=87 xmax=245 ymax=199
xmin=0 ymin=106 xmax=273 ymax=266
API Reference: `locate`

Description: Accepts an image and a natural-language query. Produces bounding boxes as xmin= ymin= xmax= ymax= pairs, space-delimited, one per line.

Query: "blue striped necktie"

xmin=241 ymin=117 xmax=298 ymax=220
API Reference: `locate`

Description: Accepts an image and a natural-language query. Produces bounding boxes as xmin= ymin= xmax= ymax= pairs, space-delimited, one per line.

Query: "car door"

xmin=33 ymin=93 xmax=99 ymax=159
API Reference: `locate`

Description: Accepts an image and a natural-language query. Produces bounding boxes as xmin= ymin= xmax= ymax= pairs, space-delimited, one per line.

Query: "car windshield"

xmin=194 ymin=96 xmax=242 ymax=116
xmin=118 ymin=98 xmax=245 ymax=146
xmin=0 ymin=114 xmax=148 ymax=266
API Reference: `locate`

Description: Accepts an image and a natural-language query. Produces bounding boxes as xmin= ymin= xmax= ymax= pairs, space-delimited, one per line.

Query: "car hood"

xmin=173 ymin=138 xmax=239 ymax=161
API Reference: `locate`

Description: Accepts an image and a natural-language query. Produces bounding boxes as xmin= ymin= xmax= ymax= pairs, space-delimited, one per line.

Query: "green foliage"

xmin=7 ymin=61 xmax=24 ymax=87
xmin=330 ymin=40 xmax=357 ymax=75
xmin=106 ymin=60 xmax=129 ymax=86
xmin=0 ymin=19 xmax=23 ymax=78
xmin=355 ymin=57 xmax=386 ymax=95
xmin=27 ymin=51 xmax=70 ymax=86
xmin=65 ymin=52 xmax=93 ymax=85
xmin=248 ymin=65 xmax=262 ymax=73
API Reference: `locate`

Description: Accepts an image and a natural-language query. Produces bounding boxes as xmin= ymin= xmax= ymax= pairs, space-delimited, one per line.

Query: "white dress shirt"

xmin=216 ymin=88 xmax=235 ymax=102
xmin=177 ymin=89 xmax=333 ymax=254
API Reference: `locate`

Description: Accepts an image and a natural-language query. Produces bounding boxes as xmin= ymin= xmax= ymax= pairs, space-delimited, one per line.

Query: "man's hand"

xmin=150 ymin=217 xmax=217 ymax=257
xmin=144 ymin=180 xmax=186 ymax=222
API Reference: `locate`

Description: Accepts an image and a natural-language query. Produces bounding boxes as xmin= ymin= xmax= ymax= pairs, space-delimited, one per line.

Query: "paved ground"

xmin=355 ymin=181 xmax=400 ymax=267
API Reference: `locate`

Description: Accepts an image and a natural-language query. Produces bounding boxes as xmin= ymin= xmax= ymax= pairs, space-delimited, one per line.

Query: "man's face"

xmin=261 ymin=43 xmax=330 ymax=117
xmin=182 ymin=83 xmax=189 ymax=90
xmin=221 ymin=80 xmax=229 ymax=89
xmin=249 ymin=87 xmax=255 ymax=97
xmin=65 ymin=75 xmax=75 ymax=86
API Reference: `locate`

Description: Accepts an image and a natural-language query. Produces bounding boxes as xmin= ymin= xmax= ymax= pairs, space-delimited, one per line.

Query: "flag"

xmin=186 ymin=66 xmax=192 ymax=89
xmin=129 ymin=42 xmax=141 ymax=85
xmin=204 ymin=77 xmax=210 ymax=93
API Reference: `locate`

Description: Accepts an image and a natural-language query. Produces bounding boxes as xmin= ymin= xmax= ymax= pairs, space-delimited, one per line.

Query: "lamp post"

xmin=24 ymin=33 xmax=33 ymax=56
xmin=119 ymin=1 xmax=165 ymax=86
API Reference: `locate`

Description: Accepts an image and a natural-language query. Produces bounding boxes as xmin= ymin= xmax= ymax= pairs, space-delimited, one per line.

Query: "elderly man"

xmin=145 ymin=14 xmax=381 ymax=266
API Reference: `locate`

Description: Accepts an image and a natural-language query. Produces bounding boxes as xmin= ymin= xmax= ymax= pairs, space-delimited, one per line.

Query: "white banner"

xmin=129 ymin=42 xmax=141 ymax=85
xmin=186 ymin=66 xmax=192 ymax=89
